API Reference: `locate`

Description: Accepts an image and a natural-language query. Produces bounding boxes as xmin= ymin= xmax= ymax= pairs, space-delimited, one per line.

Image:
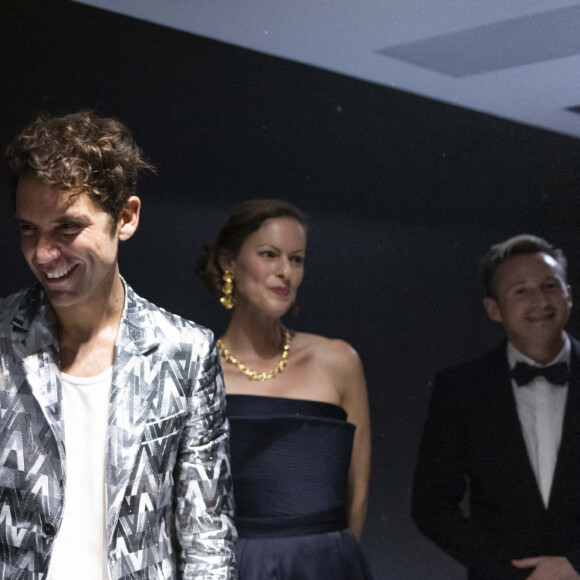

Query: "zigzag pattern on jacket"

xmin=0 ymin=283 xmax=236 ymax=579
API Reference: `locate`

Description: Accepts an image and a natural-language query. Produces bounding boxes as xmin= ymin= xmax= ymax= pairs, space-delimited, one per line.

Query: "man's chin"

xmin=533 ymin=322 xmax=566 ymax=336
xmin=524 ymin=327 xmax=566 ymax=346
xmin=41 ymin=287 xmax=81 ymax=309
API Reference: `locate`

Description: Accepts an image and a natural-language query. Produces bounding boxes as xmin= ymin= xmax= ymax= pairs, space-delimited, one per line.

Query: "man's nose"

xmin=34 ymin=235 xmax=60 ymax=264
xmin=530 ymin=288 xmax=549 ymax=305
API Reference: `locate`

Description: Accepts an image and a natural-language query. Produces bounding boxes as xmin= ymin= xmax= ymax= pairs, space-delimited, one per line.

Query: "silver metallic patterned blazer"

xmin=0 ymin=282 xmax=236 ymax=579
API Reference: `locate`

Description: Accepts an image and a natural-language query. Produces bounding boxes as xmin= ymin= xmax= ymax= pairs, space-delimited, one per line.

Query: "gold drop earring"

xmin=220 ymin=270 xmax=235 ymax=310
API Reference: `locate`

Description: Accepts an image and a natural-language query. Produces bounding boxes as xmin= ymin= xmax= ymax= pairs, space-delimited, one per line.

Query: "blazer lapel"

xmin=105 ymin=284 xmax=160 ymax=545
xmin=11 ymin=288 xmax=66 ymax=476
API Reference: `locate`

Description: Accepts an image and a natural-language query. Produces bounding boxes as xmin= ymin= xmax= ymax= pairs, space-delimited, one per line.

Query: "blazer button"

xmin=42 ymin=522 xmax=57 ymax=537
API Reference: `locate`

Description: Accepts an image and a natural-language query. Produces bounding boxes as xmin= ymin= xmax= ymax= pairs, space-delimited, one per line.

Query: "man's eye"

xmin=291 ymin=256 xmax=304 ymax=265
xmin=260 ymin=251 xmax=275 ymax=258
xmin=18 ymin=225 xmax=36 ymax=235
xmin=59 ymin=223 xmax=81 ymax=233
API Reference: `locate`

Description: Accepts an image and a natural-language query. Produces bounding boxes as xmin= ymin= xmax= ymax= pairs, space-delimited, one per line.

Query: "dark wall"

xmin=2 ymin=1 xmax=580 ymax=577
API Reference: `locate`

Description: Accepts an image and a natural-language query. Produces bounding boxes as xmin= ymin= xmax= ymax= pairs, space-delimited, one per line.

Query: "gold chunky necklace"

xmin=216 ymin=328 xmax=292 ymax=381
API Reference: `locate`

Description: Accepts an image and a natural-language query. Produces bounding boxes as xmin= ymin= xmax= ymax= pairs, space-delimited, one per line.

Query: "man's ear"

xmin=567 ymin=284 xmax=573 ymax=310
xmin=118 ymin=196 xmax=141 ymax=241
xmin=483 ymin=297 xmax=503 ymax=323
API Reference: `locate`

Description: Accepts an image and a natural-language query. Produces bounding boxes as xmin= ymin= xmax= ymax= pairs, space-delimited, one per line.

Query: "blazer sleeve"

xmin=173 ymin=337 xmax=237 ymax=579
xmin=411 ymin=371 xmax=528 ymax=580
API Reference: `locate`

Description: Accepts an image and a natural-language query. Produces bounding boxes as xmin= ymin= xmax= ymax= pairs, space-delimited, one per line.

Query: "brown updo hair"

xmin=196 ymin=199 xmax=308 ymax=295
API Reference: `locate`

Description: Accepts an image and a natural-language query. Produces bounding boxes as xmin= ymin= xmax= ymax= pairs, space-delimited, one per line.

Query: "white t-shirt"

xmin=47 ymin=367 xmax=112 ymax=580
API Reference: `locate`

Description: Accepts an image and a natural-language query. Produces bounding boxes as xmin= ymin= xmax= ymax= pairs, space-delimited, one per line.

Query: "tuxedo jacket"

xmin=0 ymin=283 xmax=236 ymax=579
xmin=412 ymin=337 xmax=580 ymax=580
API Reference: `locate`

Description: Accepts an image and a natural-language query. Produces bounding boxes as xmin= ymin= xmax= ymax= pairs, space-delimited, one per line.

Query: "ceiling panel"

xmin=378 ymin=5 xmax=580 ymax=77
xmin=72 ymin=0 xmax=580 ymax=139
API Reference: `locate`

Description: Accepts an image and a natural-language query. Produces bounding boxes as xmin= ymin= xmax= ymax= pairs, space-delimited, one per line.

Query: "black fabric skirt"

xmin=236 ymin=529 xmax=373 ymax=580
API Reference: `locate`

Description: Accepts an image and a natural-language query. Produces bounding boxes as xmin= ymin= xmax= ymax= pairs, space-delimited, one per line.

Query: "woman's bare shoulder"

xmin=292 ymin=331 xmax=362 ymax=371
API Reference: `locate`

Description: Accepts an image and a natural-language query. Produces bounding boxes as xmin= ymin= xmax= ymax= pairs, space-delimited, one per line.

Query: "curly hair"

xmin=196 ymin=199 xmax=308 ymax=295
xmin=5 ymin=111 xmax=155 ymax=228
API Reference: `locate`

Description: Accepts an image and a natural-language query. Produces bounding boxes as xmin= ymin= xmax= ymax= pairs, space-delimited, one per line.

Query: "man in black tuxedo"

xmin=412 ymin=234 xmax=580 ymax=580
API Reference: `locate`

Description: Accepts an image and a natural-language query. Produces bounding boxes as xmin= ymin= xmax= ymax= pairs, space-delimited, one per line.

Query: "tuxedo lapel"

xmin=548 ymin=336 xmax=580 ymax=513
xmin=105 ymin=284 xmax=160 ymax=545
xmin=483 ymin=344 xmax=547 ymax=513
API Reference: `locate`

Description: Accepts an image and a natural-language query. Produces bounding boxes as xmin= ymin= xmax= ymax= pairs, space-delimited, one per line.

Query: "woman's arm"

xmin=329 ymin=340 xmax=372 ymax=540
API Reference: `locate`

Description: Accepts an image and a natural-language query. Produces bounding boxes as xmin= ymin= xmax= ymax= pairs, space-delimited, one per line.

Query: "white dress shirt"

xmin=508 ymin=336 xmax=570 ymax=508
xmin=47 ymin=367 xmax=112 ymax=580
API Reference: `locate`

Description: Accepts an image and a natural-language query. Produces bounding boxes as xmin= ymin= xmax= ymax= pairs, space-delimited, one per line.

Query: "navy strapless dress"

xmin=226 ymin=394 xmax=373 ymax=580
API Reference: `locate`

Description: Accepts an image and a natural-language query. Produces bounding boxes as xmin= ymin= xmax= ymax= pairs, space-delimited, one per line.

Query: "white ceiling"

xmin=73 ymin=0 xmax=580 ymax=139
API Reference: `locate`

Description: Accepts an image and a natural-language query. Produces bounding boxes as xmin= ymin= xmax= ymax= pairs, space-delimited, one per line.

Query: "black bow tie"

xmin=511 ymin=361 xmax=570 ymax=387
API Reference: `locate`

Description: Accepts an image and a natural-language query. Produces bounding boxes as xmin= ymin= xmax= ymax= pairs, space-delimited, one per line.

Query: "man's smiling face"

xmin=484 ymin=252 xmax=572 ymax=353
xmin=15 ymin=176 xmax=122 ymax=311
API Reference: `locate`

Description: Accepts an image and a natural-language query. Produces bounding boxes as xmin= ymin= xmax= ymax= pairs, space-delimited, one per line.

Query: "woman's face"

xmin=227 ymin=217 xmax=306 ymax=317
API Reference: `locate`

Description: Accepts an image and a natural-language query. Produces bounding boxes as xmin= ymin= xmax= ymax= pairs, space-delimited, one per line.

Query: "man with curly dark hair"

xmin=1 ymin=111 xmax=237 ymax=579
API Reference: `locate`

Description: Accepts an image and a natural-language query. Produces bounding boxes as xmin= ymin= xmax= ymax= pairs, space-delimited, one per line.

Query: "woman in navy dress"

xmin=196 ymin=200 xmax=372 ymax=579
